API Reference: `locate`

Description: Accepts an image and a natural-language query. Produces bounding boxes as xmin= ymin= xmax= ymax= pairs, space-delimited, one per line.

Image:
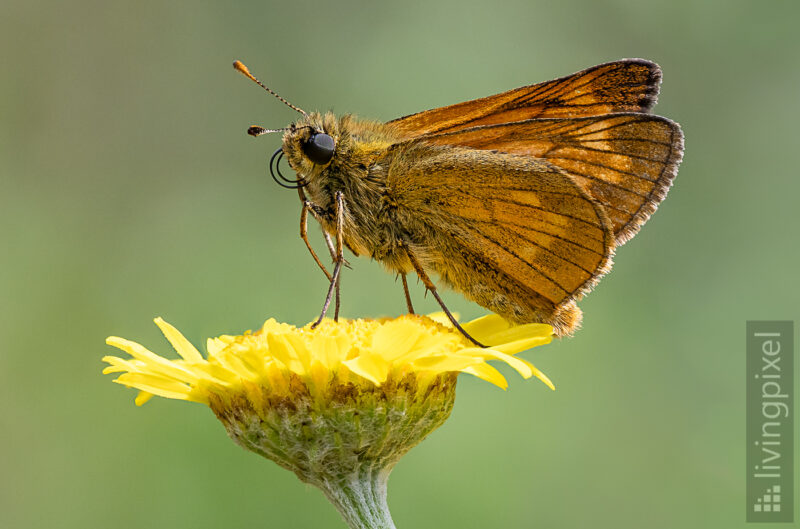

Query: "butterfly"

xmin=235 ymin=59 xmax=684 ymax=344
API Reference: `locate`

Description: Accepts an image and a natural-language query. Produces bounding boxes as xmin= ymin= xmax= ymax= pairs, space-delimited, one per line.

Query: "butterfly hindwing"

xmin=385 ymin=143 xmax=614 ymax=334
xmin=419 ymin=113 xmax=684 ymax=244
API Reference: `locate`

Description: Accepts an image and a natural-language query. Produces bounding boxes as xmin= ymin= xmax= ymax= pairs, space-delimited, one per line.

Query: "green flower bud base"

xmin=208 ymin=372 xmax=458 ymax=529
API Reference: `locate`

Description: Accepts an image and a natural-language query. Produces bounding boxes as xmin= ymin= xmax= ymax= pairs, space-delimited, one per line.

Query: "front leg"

xmin=300 ymin=200 xmax=332 ymax=281
xmin=298 ymin=187 xmax=337 ymax=281
xmin=311 ymin=191 xmax=345 ymax=328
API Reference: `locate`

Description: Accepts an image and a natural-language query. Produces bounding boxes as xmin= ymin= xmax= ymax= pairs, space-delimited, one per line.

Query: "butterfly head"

xmin=233 ymin=61 xmax=343 ymax=189
xmin=245 ymin=111 xmax=349 ymax=195
xmin=278 ymin=114 xmax=340 ymax=175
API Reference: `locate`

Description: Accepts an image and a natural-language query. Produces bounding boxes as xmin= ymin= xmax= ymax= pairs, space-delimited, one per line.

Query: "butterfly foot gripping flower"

xmin=103 ymin=314 xmax=553 ymax=529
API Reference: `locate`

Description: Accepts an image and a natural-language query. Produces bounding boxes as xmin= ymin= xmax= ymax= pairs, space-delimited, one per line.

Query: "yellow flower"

xmin=103 ymin=313 xmax=553 ymax=405
xmin=103 ymin=314 xmax=553 ymax=529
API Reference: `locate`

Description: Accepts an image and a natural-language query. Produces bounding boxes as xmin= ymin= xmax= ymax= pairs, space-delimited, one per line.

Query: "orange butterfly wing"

xmin=388 ymin=59 xmax=683 ymax=245
xmin=389 ymin=59 xmax=662 ymax=138
xmin=420 ymin=114 xmax=684 ymax=244
xmin=386 ymin=144 xmax=614 ymax=334
xmin=378 ymin=59 xmax=683 ymax=332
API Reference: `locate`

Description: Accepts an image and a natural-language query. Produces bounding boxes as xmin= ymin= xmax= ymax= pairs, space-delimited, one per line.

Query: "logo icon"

xmin=753 ymin=485 xmax=781 ymax=513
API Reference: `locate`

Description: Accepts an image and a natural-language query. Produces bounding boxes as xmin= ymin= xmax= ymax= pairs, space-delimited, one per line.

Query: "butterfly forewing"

xmin=389 ymin=59 xmax=661 ymax=139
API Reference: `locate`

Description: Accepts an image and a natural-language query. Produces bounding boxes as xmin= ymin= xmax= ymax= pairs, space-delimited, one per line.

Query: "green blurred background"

xmin=2 ymin=0 xmax=798 ymax=527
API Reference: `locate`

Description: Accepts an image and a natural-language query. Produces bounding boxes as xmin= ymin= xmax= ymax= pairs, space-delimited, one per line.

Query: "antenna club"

xmin=232 ymin=61 xmax=308 ymax=117
xmin=233 ymin=60 xmax=256 ymax=81
xmin=233 ymin=60 xmax=249 ymax=74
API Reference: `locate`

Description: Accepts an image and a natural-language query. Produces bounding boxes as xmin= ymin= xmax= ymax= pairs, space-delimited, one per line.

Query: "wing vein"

xmin=546 ymin=156 xmax=659 ymax=186
xmin=462 ymin=227 xmax=572 ymax=296
xmin=447 ymin=187 xmax=609 ymax=229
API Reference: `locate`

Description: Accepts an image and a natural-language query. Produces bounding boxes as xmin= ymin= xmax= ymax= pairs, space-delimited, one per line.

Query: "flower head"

xmin=103 ymin=314 xmax=553 ymax=529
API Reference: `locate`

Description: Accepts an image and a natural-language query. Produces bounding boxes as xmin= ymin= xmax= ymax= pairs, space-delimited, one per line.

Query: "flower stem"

xmin=317 ymin=469 xmax=396 ymax=529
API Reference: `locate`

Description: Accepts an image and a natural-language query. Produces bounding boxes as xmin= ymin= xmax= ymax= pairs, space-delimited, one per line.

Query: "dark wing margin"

xmin=389 ymin=59 xmax=662 ymax=139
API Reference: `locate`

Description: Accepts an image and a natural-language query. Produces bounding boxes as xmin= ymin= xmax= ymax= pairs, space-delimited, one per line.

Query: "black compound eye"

xmin=302 ymin=133 xmax=335 ymax=165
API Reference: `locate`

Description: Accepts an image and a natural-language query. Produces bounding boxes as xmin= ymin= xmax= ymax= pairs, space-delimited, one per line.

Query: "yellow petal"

xmin=343 ymin=352 xmax=390 ymax=385
xmin=309 ymin=362 xmax=331 ymax=392
xmin=266 ymin=333 xmax=306 ymax=375
xmin=135 ymin=391 xmax=155 ymax=406
xmin=462 ymin=315 xmax=552 ymax=353
xmin=370 ymin=319 xmax=425 ymax=362
xmin=106 ymin=337 xmax=200 ymax=383
xmin=490 ymin=335 xmax=553 ymax=355
xmin=425 ymin=311 xmax=459 ymax=326
xmin=206 ymin=337 xmax=227 ymax=356
xmin=102 ymin=356 xmax=144 ymax=374
xmin=398 ymin=332 xmax=462 ymax=363
xmin=259 ymin=318 xmax=293 ymax=334
xmin=285 ymin=333 xmax=313 ymax=373
xmin=411 ymin=354 xmax=480 ymax=373
xmin=114 ymin=373 xmax=193 ymax=400
xmin=206 ymin=362 xmax=241 ymax=384
xmin=531 ymin=365 xmax=555 ymax=390
xmin=460 ymin=347 xmax=535 ymax=378
xmin=461 ymin=364 xmax=508 ymax=389
xmin=154 ymin=317 xmax=204 ymax=362
xmin=310 ymin=333 xmax=352 ymax=369
xmin=207 ymin=349 xmax=254 ymax=380
xmin=460 ymin=313 xmax=509 ymax=337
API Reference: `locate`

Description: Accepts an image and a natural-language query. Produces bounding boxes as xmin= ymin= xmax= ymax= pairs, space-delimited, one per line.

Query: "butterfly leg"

xmin=299 ymin=187 xmax=342 ymax=276
xmin=299 ymin=187 xmax=347 ymax=322
xmin=402 ymin=243 xmax=485 ymax=347
xmin=299 ymin=198 xmax=332 ymax=281
xmin=400 ymin=273 xmax=415 ymax=314
xmin=312 ymin=191 xmax=345 ymax=328
xmin=299 ymin=187 xmax=350 ymax=274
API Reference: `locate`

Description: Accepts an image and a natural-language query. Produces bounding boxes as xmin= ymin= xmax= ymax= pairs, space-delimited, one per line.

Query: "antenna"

xmin=233 ymin=60 xmax=308 ymax=117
